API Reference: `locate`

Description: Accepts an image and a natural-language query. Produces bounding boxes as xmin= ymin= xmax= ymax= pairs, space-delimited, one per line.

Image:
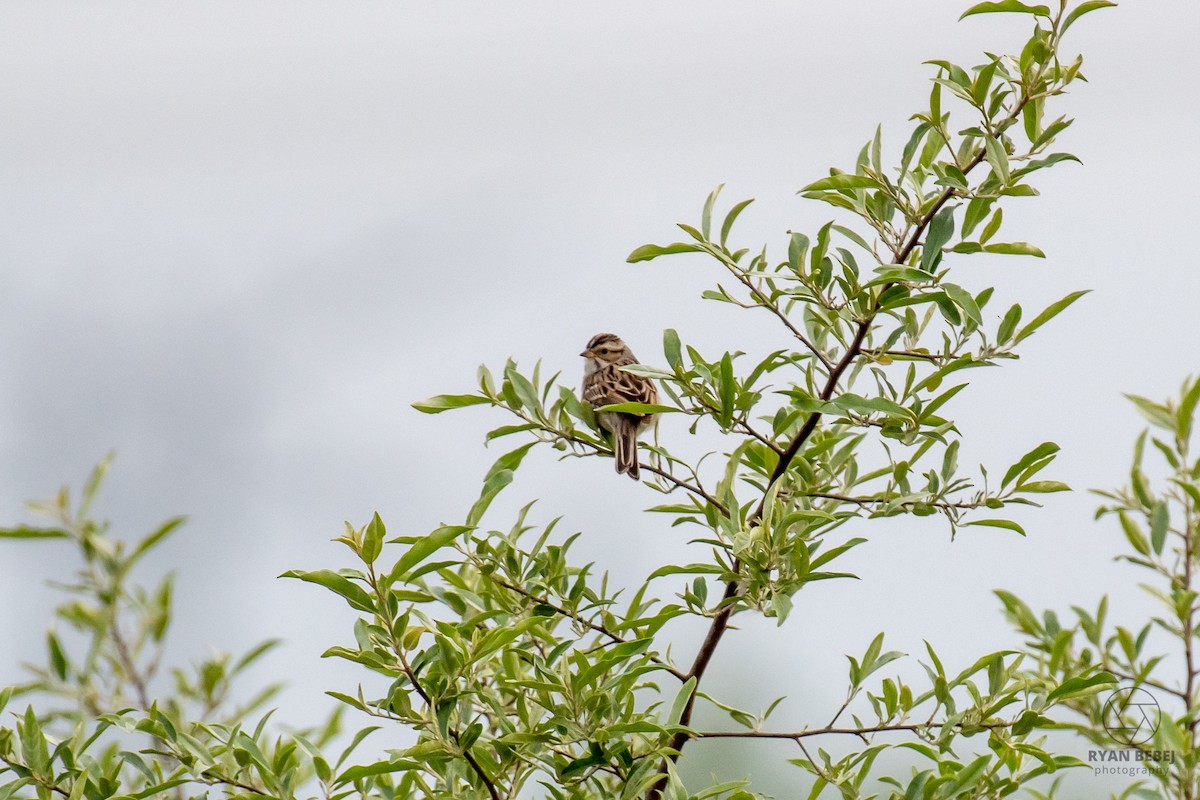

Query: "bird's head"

xmin=580 ymin=333 xmax=632 ymax=374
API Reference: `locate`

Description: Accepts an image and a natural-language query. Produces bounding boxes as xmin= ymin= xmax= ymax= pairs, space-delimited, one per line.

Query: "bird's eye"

xmin=598 ymin=348 xmax=609 ymax=354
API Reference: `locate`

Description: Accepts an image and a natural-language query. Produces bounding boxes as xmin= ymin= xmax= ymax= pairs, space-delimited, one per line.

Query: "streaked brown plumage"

xmin=580 ymin=333 xmax=658 ymax=480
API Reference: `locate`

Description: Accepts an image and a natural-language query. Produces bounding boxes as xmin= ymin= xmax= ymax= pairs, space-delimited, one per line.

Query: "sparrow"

xmin=580 ymin=333 xmax=658 ymax=480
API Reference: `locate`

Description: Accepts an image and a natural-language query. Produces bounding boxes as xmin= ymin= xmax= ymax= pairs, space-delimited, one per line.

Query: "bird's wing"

xmin=587 ymin=366 xmax=657 ymax=409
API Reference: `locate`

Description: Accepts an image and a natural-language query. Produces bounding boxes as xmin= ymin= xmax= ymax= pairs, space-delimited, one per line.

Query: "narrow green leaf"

xmin=997 ymin=304 xmax=1022 ymax=344
xmin=1017 ymin=480 xmax=1070 ymax=494
xmin=983 ymin=241 xmax=1045 ymax=257
xmin=387 ymin=525 xmax=471 ymax=584
xmin=1012 ymin=290 xmax=1090 ymax=344
xmin=131 ymin=516 xmax=187 ymax=561
xmin=920 ymin=207 xmax=955 ymax=272
xmin=663 ymin=329 xmax=683 ymax=370
xmin=362 ymin=512 xmax=385 ymax=565
xmin=1150 ymin=501 xmax=1169 ymax=555
xmin=984 ymin=135 xmax=1010 ymax=183
xmin=627 ymin=243 xmax=703 ymax=263
xmin=1046 ymin=671 xmax=1115 ymax=702
xmin=1003 ymin=442 xmax=1060 ymax=488
xmin=720 ymin=199 xmax=755 ymax=247
xmin=0 ymin=526 xmax=69 ymax=539
xmin=280 ymin=569 xmax=375 ymax=612
xmin=596 ymin=402 xmax=679 ymax=415
xmin=701 ymin=184 xmax=723 ymax=241
xmin=943 ymin=284 xmax=982 ymax=325
xmin=801 ymin=174 xmax=881 ymax=192
xmin=963 ymin=519 xmax=1026 ymax=536
xmin=667 ymin=677 xmax=697 ymax=726
xmin=412 ymin=394 xmax=490 ymax=414
xmin=1062 ymin=1 xmax=1117 ymax=33
xmin=960 ymin=1 xmax=1050 ymax=19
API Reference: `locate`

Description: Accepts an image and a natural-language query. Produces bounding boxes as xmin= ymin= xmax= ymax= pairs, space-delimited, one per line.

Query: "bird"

xmin=580 ymin=333 xmax=658 ymax=480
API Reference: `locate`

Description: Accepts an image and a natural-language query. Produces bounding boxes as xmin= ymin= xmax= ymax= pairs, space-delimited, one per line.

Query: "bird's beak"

xmin=579 ymin=349 xmax=594 ymax=358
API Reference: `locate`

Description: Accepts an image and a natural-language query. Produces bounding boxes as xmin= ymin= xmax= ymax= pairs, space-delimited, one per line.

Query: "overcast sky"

xmin=2 ymin=1 xmax=1197 ymax=795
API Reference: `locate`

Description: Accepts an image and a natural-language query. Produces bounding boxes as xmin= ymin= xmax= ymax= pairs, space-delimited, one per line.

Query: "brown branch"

xmin=692 ymin=720 xmax=1011 ymax=740
xmin=1102 ymin=667 xmax=1190 ymax=703
xmin=645 ymin=86 xmax=1036 ymax=799
xmin=807 ymin=492 xmax=981 ymax=511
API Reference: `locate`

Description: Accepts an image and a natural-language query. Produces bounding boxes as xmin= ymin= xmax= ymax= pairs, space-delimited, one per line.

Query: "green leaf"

xmin=468 ymin=469 xmax=513 ymax=526
xmin=718 ymin=354 xmax=736 ymax=429
xmin=627 ymin=243 xmax=703 ymax=263
xmin=1062 ymin=1 xmax=1117 ymax=33
xmin=1150 ymin=501 xmax=1169 ymax=555
xmin=667 ymin=677 xmax=697 ymax=726
xmin=997 ymin=304 xmax=1022 ymax=344
xmin=412 ymin=394 xmax=490 ymax=414
xmin=800 ymin=174 xmax=881 ymax=192
xmin=963 ymin=519 xmax=1026 ymax=536
xmin=944 ymin=755 xmax=991 ymax=794
xmin=984 ymin=135 xmax=1010 ymax=183
xmin=1017 ymin=480 xmax=1070 ymax=494
xmin=720 ymin=199 xmax=755 ymax=247
xmin=920 ymin=207 xmax=955 ymax=272
xmin=130 ymin=516 xmax=187 ymax=562
xmin=18 ymin=707 xmax=50 ymax=776
xmin=280 ymin=569 xmax=375 ymax=612
xmin=1046 ymin=671 xmax=1115 ymax=702
xmin=942 ymin=284 xmax=982 ymax=325
xmin=362 ymin=512 xmax=385 ymax=565
xmin=701 ymin=184 xmax=723 ymax=241
xmin=663 ymin=329 xmax=683 ymax=370
xmin=983 ymin=241 xmax=1045 ymax=257
xmin=960 ymin=1 xmax=1050 ymax=19
xmin=483 ymin=442 xmax=536 ymax=484
xmin=1125 ymin=394 xmax=1176 ymax=432
xmin=0 ymin=526 xmax=69 ymax=539
xmin=596 ymin=402 xmax=679 ymax=415
xmin=47 ymin=633 xmax=68 ymax=681
xmin=1012 ymin=290 xmax=1090 ymax=344
xmin=1002 ymin=442 xmax=1059 ymax=488
xmin=830 ymin=393 xmax=910 ymax=419
xmin=1118 ymin=512 xmax=1151 ymax=556
xmin=334 ymin=759 xmax=419 ymax=786
xmin=388 ymin=525 xmax=471 ymax=584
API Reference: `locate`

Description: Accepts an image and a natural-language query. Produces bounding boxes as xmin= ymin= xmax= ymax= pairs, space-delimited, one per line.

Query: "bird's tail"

xmin=614 ymin=418 xmax=640 ymax=480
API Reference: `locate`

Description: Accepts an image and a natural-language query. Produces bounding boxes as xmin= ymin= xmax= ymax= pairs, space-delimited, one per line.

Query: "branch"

xmin=0 ymin=754 xmax=72 ymax=798
xmin=507 ymin=407 xmax=729 ymax=514
xmin=647 ymin=83 xmax=1039 ymax=799
xmin=807 ymin=492 xmax=983 ymax=511
xmin=485 ymin=574 xmax=689 ymax=682
xmin=693 ymin=720 xmax=1011 ymax=740
xmin=713 ymin=251 xmax=834 ymax=371
xmin=1102 ymin=667 xmax=1190 ymax=703
xmin=367 ymin=565 xmax=502 ymax=800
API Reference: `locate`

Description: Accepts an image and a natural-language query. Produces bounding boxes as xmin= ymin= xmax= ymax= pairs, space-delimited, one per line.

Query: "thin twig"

xmin=692 ymin=720 xmax=1011 ymax=740
xmin=715 ymin=253 xmax=834 ymax=371
xmin=807 ymin=492 xmax=981 ymax=511
xmin=486 ymin=574 xmax=688 ymax=682
xmin=0 ymin=754 xmax=72 ymax=798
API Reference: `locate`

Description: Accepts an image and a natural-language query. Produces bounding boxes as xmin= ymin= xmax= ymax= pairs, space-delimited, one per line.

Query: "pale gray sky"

xmin=2 ymin=1 xmax=1197 ymax=796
